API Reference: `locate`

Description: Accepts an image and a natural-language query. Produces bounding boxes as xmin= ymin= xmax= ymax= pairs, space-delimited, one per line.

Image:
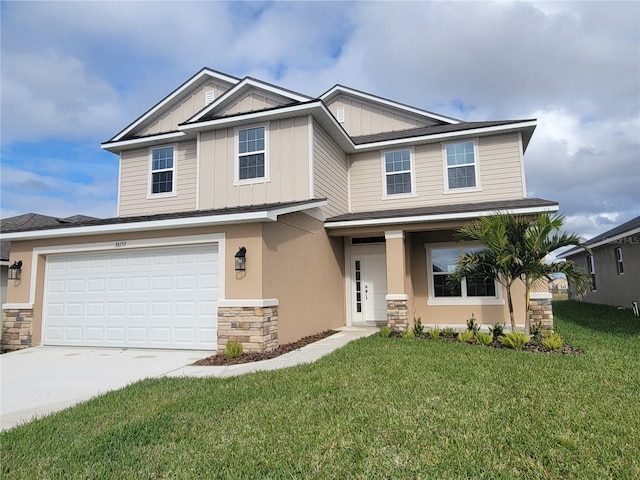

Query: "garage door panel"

xmin=44 ymin=244 xmax=218 ymax=350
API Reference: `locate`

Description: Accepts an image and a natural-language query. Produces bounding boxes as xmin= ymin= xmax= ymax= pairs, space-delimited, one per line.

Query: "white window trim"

xmin=442 ymin=139 xmax=482 ymax=194
xmin=234 ymin=123 xmax=270 ymax=186
xmin=148 ymin=144 xmax=178 ymax=199
xmin=615 ymin=247 xmax=624 ymax=275
xmin=425 ymin=242 xmax=504 ymax=306
xmin=381 ymin=147 xmax=417 ymax=199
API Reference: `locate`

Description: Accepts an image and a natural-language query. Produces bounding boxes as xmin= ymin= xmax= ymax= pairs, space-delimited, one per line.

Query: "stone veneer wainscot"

xmin=1 ymin=308 xmax=34 ymax=353
xmin=217 ymin=305 xmax=278 ymax=352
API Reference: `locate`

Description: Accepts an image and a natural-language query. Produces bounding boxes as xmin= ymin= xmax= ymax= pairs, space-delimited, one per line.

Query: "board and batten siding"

xmin=325 ymin=95 xmax=436 ymax=137
xmin=139 ymin=81 xmax=232 ymax=136
xmin=313 ymin=124 xmax=348 ymax=217
xmin=220 ymin=91 xmax=288 ymax=117
xmin=350 ymin=133 xmax=525 ymax=213
xmin=118 ymin=140 xmax=197 ymax=216
xmin=198 ymin=117 xmax=311 ymax=210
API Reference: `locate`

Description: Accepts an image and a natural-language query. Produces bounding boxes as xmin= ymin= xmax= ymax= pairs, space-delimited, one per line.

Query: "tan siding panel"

xmin=313 ymin=124 xmax=348 ymax=217
xmin=350 ymin=133 xmax=526 ymax=212
xmin=118 ymin=141 xmax=197 ymax=216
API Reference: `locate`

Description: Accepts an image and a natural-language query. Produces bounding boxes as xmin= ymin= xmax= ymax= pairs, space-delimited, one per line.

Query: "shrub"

xmin=458 ymin=330 xmax=474 ymax=342
xmin=427 ymin=327 xmax=440 ymax=340
xmin=475 ymin=332 xmax=493 ymax=346
xmin=402 ymin=329 xmax=415 ymax=339
xmin=413 ymin=317 xmax=424 ymax=336
xmin=441 ymin=327 xmax=456 ymax=338
xmin=466 ymin=314 xmax=480 ymax=333
xmin=499 ymin=331 xmax=532 ymax=350
xmin=542 ymin=331 xmax=564 ymax=351
xmin=488 ymin=323 xmax=505 ymax=339
xmin=225 ymin=340 xmax=243 ymax=359
xmin=379 ymin=326 xmax=392 ymax=338
xmin=530 ymin=321 xmax=545 ymax=341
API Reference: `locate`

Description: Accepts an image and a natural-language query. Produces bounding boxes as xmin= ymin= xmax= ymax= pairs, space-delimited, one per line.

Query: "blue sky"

xmin=1 ymin=0 xmax=639 ymax=240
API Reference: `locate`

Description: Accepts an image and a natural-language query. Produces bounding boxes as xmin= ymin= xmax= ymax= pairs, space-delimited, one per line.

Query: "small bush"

xmin=530 ymin=321 xmax=545 ymax=341
xmin=225 ymin=340 xmax=243 ymax=359
xmin=466 ymin=314 xmax=480 ymax=333
xmin=427 ymin=327 xmax=440 ymax=340
xmin=413 ymin=317 xmax=424 ymax=336
xmin=542 ymin=331 xmax=564 ymax=351
xmin=458 ymin=330 xmax=474 ymax=342
xmin=499 ymin=331 xmax=532 ymax=350
xmin=379 ymin=326 xmax=392 ymax=338
xmin=441 ymin=327 xmax=456 ymax=338
xmin=475 ymin=332 xmax=493 ymax=346
xmin=488 ymin=323 xmax=505 ymax=339
xmin=402 ymin=329 xmax=415 ymax=339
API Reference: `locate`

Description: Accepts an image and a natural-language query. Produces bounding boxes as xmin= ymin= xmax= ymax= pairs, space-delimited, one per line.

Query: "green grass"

xmin=2 ymin=300 xmax=639 ymax=479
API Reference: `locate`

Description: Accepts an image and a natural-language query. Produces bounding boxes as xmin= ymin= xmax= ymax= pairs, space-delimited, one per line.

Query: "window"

xmin=237 ymin=126 xmax=266 ymax=182
xmin=150 ymin=146 xmax=175 ymax=194
xmin=615 ymin=247 xmax=624 ymax=275
xmin=428 ymin=245 xmax=500 ymax=305
xmin=444 ymin=141 xmax=478 ymax=190
xmin=384 ymin=149 xmax=413 ymax=196
xmin=587 ymin=255 xmax=597 ymax=291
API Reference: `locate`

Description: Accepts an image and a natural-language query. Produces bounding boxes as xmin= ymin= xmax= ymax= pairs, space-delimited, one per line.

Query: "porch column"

xmin=385 ymin=230 xmax=409 ymax=331
xmin=529 ymin=292 xmax=554 ymax=330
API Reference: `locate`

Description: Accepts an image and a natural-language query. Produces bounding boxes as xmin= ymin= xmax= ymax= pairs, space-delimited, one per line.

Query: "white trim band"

xmin=2 ymin=303 xmax=34 ymax=310
xmin=530 ymin=292 xmax=552 ymax=300
xmin=386 ymin=294 xmax=409 ymax=301
xmin=218 ymin=299 xmax=279 ymax=308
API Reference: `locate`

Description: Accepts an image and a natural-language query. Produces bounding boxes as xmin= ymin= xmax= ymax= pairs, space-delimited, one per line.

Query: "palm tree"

xmin=449 ymin=213 xmax=590 ymax=332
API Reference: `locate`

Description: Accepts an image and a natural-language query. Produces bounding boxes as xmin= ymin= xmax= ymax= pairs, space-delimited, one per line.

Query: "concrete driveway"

xmin=0 ymin=346 xmax=210 ymax=431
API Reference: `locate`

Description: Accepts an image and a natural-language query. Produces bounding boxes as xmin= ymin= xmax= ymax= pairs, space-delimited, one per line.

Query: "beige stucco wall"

xmin=198 ymin=116 xmax=311 ymax=210
xmin=349 ymin=133 xmax=525 ymax=213
xmin=262 ymin=212 xmax=345 ymax=344
xmin=139 ymin=80 xmax=233 ymax=136
xmin=325 ymin=95 xmax=435 ymax=136
xmin=567 ymin=240 xmax=640 ymax=308
xmin=119 ymin=140 xmax=198 ymax=216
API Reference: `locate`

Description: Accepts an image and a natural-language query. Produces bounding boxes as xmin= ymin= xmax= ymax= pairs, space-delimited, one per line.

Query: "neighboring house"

xmin=0 ymin=67 xmax=558 ymax=353
xmin=549 ymin=277 xmax=568 ymax=293
xmin=561 ymin=216 xmax=640 ymax=309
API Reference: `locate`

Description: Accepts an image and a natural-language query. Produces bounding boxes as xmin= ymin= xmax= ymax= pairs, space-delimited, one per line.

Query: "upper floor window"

xmin=150 ymin=146 xmax=175 ymax=195
xmin=383 ymin=148 xmax=414 ymax=197
xmin=236 ymin=125 xmax=268 ymax=183
xmin=615 ymin=247 xmax=624 ymax=275
xmin=427 ymin=245 xmax=501 ymax=305
xmin=587 ymin=254 xmax=597 ymax=291
xmin=444 ymin=140 xmax=479 ymax=191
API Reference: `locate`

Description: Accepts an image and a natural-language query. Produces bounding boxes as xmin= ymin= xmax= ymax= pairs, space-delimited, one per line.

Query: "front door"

xmin=353 ymin=254 xmax=387 ymax=323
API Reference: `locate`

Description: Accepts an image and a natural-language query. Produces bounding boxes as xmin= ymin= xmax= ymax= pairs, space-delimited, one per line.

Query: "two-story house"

xmin=1 ymin=67 xmax=558 ymax=353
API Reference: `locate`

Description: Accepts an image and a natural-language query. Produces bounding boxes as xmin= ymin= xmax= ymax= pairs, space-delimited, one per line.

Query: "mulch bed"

xmin=390 ymin=331 xmax=583 ymax=354
xmin=193 ymin=330 xmax=338 ymax=366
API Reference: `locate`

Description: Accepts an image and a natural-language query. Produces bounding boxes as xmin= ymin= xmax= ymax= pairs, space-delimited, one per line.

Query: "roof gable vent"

xmin=205 ymin=90 xmax=215 ymax=105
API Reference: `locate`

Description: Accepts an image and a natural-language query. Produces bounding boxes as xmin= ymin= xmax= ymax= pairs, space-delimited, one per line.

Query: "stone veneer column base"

xmin=529 ymin=293 xmax=554 ymax=329
xmin=217 ymin=306 xmax=278 ymax=352
xmin=387 ymin=299 xmax=409 ymax=331
xmin=1 ymin=308 xmax=34 ymax=353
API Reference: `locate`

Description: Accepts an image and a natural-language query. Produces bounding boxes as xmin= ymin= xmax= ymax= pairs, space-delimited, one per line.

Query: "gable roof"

xmin=1 ymin=213 xmax=98 ymax=261
xmin=320 ymin=84 xmax=461 ymax=125
xmin=185 ymin=77 xmax=313 ymax=124
xmin=561 ymin=215 xmax=640 ymax=258
xmin=108 ymin=67 xmax=240 ymax=143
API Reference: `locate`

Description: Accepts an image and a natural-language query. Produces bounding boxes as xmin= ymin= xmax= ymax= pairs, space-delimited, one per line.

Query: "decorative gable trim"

xmin=109 ymin=68 xmax=240 ymax=143
xmin=185 ymin=77 xmax=312 ymax=124
xmin=320 ymin=85 xmax=461 ymax=125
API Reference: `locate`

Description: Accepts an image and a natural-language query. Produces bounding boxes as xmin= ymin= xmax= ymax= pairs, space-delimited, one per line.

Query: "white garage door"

xmin=43 ymin=244 xmax=219 ymax=350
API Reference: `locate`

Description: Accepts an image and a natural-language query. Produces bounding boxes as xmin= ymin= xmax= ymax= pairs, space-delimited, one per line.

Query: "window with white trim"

xmin=237 ymin=126 xmax=266 ymax=181
xmin=444 ymin=141 xmax=478 ymax=190
xmin=150 ymin=146 xmax=175 ymax=194
xmin=427 ymin=245 xmax=500 ymax=304
xmin=615 ymin=247 xmax=624 ymax=275
xmin=384 ymin=149 xmax=413 ymax=196
xmin=587 ymin=254 xmax=597 ymax=291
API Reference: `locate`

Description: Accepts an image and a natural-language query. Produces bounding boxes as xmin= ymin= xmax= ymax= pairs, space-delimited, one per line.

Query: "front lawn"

xmin=2 ymin=301 xmax=639 ymax=479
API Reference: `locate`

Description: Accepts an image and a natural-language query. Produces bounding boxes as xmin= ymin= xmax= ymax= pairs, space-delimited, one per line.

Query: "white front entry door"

xmin=353 ymin=254 xmax=387 ymax=322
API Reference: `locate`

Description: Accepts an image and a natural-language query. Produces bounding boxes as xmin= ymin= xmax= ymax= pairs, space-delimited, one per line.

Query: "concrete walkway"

xmin=0 ymin=326 xmax=376 ymax=431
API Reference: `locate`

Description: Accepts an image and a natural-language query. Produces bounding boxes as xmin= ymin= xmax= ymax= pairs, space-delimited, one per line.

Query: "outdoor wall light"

xmin=235 ymin=247 xmax=247 ymax=271
xmin=8 ymin=260 xmax=22 ymax=280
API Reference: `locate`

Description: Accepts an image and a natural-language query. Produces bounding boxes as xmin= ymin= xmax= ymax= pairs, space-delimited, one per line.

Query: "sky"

xmin=1 ymin=0 xmax=639 ymax=241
